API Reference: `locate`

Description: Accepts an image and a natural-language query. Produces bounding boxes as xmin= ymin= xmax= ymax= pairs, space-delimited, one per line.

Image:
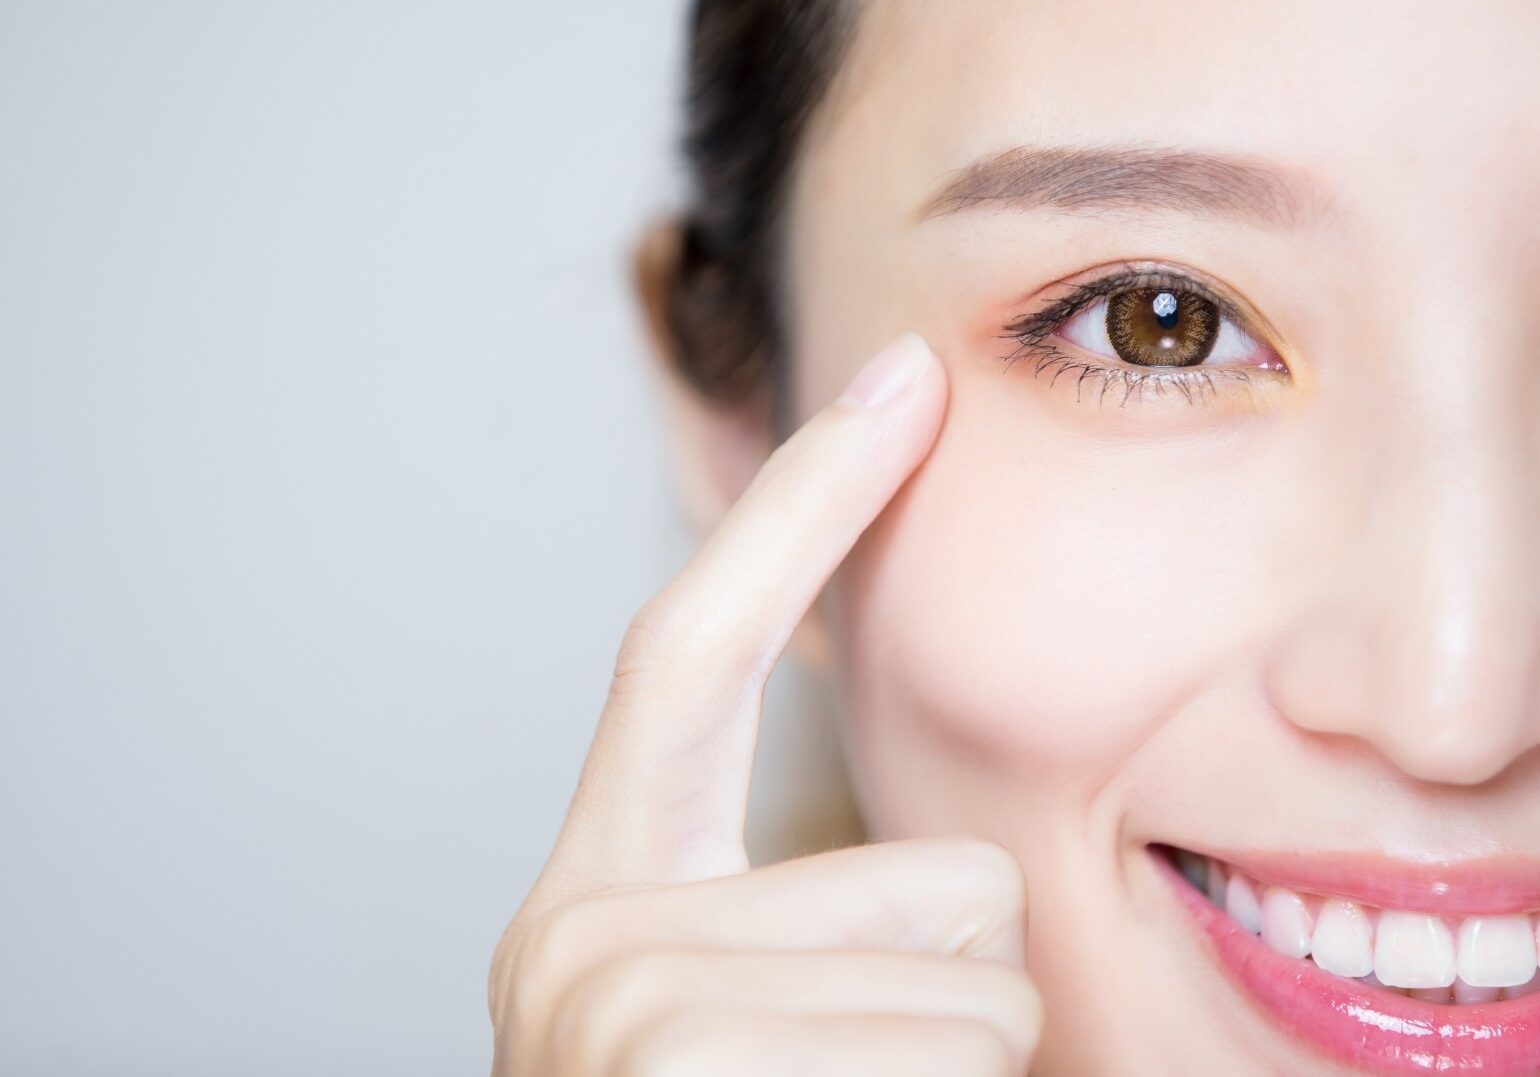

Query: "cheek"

xmin=832 ymin=374 xmax=1294 ymax=788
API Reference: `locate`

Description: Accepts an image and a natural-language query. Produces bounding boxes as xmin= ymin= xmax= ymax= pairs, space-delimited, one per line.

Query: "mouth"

xmin=1151 ymin=843 xmax=1540 ymax=1074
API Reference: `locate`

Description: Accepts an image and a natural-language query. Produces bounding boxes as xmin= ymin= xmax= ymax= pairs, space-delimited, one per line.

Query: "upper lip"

xmin=1174 ymin=844 xmax=1540 ymax=916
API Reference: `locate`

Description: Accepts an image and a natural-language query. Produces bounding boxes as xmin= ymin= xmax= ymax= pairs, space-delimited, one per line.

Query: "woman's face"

xmin=780 ymin=1 xmax=1540 ymax=1072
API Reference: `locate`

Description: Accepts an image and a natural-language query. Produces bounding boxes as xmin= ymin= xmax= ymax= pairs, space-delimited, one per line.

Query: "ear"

xmin=630 ymin=216 xmax=835 ymax=673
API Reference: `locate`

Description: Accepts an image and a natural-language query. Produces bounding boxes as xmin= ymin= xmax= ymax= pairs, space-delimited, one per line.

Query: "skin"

xmin=490 ymin=338 xmax=1041 ymax=1074
xmin=493 ymin=1 xmax=1540 ymax=1072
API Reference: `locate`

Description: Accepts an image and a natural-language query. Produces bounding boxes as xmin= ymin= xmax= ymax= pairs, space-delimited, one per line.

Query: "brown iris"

xmin=1105 ymin=288 xmax=1220 ymax=367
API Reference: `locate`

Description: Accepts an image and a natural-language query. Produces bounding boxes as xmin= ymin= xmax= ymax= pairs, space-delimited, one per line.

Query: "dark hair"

xmin=662 ymin=0 xmax=862 ymax=416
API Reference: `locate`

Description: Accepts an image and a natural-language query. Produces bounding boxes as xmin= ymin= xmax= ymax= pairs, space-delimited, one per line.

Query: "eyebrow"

xmin=917 ymin=144 xmax=1326 ymax=228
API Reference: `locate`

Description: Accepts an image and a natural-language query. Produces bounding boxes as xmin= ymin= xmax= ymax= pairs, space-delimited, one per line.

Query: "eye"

xmin=1058 ymin=286 xmax=1279 ymax=371
xmin=999 ymin=267 xmax=1291 ymax=409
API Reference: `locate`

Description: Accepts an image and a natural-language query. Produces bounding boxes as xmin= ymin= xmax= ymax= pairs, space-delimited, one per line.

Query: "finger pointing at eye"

xmin=551 ymin=332 xmax=947 ymax=887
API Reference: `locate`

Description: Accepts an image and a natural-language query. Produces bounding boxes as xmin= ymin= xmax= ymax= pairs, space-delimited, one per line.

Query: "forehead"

xmin=798 ymin=0 xmax=1539 ymax=225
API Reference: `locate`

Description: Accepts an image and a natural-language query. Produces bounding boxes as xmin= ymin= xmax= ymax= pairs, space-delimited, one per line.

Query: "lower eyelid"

xmin=1000 ymin=325 xmax=1287 ymax=413
xmin=1007 ymin=344 xmax=1265 ymax=413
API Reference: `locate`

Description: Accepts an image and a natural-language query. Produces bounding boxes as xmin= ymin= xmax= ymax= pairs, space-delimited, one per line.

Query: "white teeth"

xmin=1226 ymin=873 xmax=1262 ymax=934
xmin=1367 ymin=973 xmax=1410 ymax=998
xmin=1184 ymin=852 xmax=1540 ymax=1004
xmin=1362 ymin=971 xmax=1409 ymax=998
xmin=1311 ymin=899 xmax=1375 ymax=978
xmin=1456 ymin=916 xmax=1537 ymax=988
xmin=1374 ymin=912 xmax=1457 ymax=989
xmin=1260 ymin=888 xmax=1314 ymax=959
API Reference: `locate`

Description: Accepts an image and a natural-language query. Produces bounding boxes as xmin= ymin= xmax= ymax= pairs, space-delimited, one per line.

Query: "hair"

xmin=662 ymin=0 xmax=863 ymax=418
xmin=656 ymin=1 xmax=872 ymax=861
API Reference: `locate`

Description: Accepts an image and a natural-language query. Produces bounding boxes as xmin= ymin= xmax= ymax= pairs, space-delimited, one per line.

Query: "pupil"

xmin=1152 ymin=291 xmax=1179 ymax=330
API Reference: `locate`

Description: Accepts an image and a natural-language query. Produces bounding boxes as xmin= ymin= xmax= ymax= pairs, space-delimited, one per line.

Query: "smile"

xmin=1153 ymin=844 xmax=1540 ymax=1073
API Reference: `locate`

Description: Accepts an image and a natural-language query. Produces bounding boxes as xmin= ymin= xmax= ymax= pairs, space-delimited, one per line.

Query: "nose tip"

xmin=1387 ymin=721 xmax=1536 ymax=787
xmin=1387 ymin=611 xmax=1540 ymax=785
xmin=1267 ymin=602 xmax=1540 ymax=787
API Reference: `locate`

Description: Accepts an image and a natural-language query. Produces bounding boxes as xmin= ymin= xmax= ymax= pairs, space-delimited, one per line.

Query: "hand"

xmin=489 ymin=333 xmax=1042 ymax=1076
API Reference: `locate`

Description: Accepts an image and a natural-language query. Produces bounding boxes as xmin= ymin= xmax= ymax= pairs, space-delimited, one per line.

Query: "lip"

xmin=1182 ymin=845 xmax=1540 ymax=916
xmin=1153 ymin=849 xmax=1540 ymax=1074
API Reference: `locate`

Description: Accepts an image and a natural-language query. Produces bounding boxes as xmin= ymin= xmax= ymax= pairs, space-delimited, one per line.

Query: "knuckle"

xmin=1002 ymin=967 xmax=1044 ymax=1030
xmin=550 ymin=950 xmax=678 ymax=1069
xmin=895 ymin=837 xmax=1027 ymax=961
xmin=915 ymin=1015 xmax=1016 ymax=1076
xmin=488 ymin=916 xmax=526 ymax=1019
xmin=511 ymin=902 xmax=584 ymax=986
xmin=590 ymin=949 xmax=680 ymax=1001
xmin=505 ymin=897 xmax=606 ymax=1026
xmin=612 ymin=1008 xmax=719 ymax=1077
xmin=946 ymin=837 xmax=1028 ymax=906
xmin=612 ymin=597 xmax=677 ymax=685
xmin=979 ymin=965 xmax=1045 ymax=1055
xmin=611 ymin=586 xmax=709 ymax=693
xmin=952 ymin=1020 xmax=1015 ymax=1076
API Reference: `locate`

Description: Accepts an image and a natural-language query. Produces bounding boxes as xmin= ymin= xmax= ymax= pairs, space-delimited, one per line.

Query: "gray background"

xmin=0 ymin=3 xmax=848 ymax=1073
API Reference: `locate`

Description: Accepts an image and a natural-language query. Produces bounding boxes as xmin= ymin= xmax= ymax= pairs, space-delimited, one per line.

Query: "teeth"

xmin=1374 ymin=912 xmax=1456 ymax=988
xmin=1260 ymin=887 xmax=1313 ymax=959
xmin=1206 ymin=861 xmax=1228 ymax=907
xmin=1362 ymin=971 xmax=1409 ymax=998
xmin=1456 ymin=916 xmax=1537 ymax=988
xmin=1225 ymin=873 xmax=1262 ymax=934
xmin=1311 ymin=899 xmax=1375 ymax=978
xmin=1176 ymin=850 xmax=1540 ymax=1004
xmin=1175 ymin=849 xmax=1209 ymax=894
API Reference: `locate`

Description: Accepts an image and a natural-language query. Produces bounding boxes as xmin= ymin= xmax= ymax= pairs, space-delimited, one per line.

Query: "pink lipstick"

xmin=1155 ymin=847 xmax=1540 ymax=1073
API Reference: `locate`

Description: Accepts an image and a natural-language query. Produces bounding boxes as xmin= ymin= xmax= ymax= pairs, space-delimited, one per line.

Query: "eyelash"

xmin=997 ymin=268 xmax=1285 ymax=408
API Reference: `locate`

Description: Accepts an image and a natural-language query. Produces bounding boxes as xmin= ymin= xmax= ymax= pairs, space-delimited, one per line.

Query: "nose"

xmin=1264 ymin=379 xmax=1540 ymax=786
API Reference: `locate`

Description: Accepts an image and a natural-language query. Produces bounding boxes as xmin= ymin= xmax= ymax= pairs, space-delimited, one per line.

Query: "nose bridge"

xmin=1269 ymin=313 xmax=1540 ymax=786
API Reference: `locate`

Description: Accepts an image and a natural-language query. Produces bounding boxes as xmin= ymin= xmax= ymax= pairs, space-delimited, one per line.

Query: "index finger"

xmin=555 ymin=332 xmax=947 ymax=885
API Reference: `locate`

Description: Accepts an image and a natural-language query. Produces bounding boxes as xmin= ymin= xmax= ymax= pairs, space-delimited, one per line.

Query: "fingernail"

xmin=835 ymin=332 xmax=934 ymax=410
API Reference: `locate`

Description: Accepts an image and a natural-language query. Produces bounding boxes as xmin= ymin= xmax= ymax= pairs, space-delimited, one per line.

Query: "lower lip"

xmin=1153 ymin=849 xmax=1540 ymax=1074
